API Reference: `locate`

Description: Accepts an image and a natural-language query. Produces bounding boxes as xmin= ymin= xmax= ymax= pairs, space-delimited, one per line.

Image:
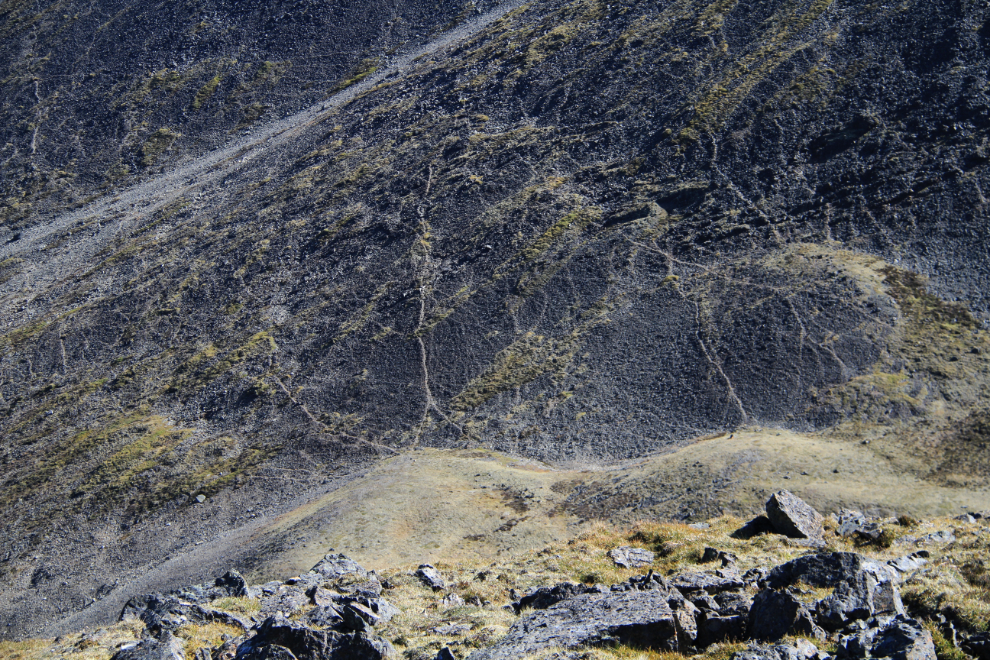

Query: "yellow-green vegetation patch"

xmin=192 ymin=73 xmax=222 ymax=110
xmin=332 ymin=58 xmax=380 ymax=92
xmin=140 ymin=128 xmax=181 ymax=167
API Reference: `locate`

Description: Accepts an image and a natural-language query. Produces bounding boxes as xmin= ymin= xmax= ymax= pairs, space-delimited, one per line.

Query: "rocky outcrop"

xmin=111 ymin=632 xmax=186 ymax=660
xmin=836 ymin=616 xmax=936 ymax=660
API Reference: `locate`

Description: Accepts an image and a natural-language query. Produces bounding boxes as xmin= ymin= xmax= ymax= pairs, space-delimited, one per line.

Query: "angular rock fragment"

xmin=766 ymin=491 xmax=825 ymax=541
xmin=702 ymin=547 xmax=738 ymax=566
xmin=415 ymin=564 xmax=446 ymax=591
xmin=608 ymin=546 xmax=655 ymax=568
xmin=697 ymin=613 xmax=747 ymax=647
xmin=887 ymin=552 xmax=929 ymax=577
xmin=467 ymin=588 xmax=678 ymax=659
xmin=747 ymin=589 xmax=823 ymax=642
xmin=305 ymin=553 xmax=368 ymax=582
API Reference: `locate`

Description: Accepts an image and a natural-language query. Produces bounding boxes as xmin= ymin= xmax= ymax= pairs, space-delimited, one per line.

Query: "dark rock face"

xmin=235 ymin=615 xmax=395 ymax=660
xmin=747 ymin=590 xmax=822 ymax=642
xmin=836 ymin=616 xmax=936 ymax=660
xmin=766 ymin=491 xmax=825 ymax=541
xmin=511 ymin=582 xmax=597 ymax=614
xmin=962 ymin=632 xmax=990 ymax=660
xmin=467 ymin=589 xmax=679 ymax=660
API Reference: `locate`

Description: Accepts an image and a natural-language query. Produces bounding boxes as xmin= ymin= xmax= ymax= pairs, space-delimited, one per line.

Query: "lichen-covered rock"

xmin=467 ymin=588 xmax=678 ymax=660
xmin=608 ymin=546 xmax=655 ymax=568
xmin=415 ymin=565 xmax=446 ymax=591
xmin=111 ymin=632 xmax=186 ymax=660
xmin=837 ymin=616 xmax=935 ymax=660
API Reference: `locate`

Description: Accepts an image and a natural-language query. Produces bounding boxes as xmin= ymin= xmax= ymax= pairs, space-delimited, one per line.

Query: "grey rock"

xmin=307 ymin=553 xmax=368 ymax=582
xmin=442 ymin=593 xmax=465 ymax=608
xmin=342 ymin=602 xmax=382 ymax=631
xmin=111 ymin=632 xmax=186 ymax=660
xmin=961 ymin=632 xmax=990 ymax=660
xmin=731 ymin=639 xmax=822 ymax=660
xmin=887 ymin=552 xmax=929 ymax=577
xmin=236 ymin=615 xmax=395 ymax=660
xmin=435 ymin=649 xmax=458 ymax=660
xmin=690 ymin=592 xmax=721 ymax=612
xmin=467 ymin=588 xmax=678 ymax=660
xmin=259 ymin=585 xmax=311 ymax=618
xmin=670 ymin=571 xmax=745 ymax=594
xmin=415 ymin=564 xmax=446 ymax=591
xmin=714 ymin=591 xmax=754 ymax=615
xmin=304 ymin=604 xmax=344 ymax=628
xmin=747 ymin=589 xmax=823 ymax=642
xmin=251 ymin=646 xmax=298 ymax=660
xmin=702 ymin=547 xmax=738 ymax=566
xmin=837 ymin=616 xmax=935 ymax=660
xmin=513 ymin=582 xmax=598 ymax=614
xmin=689 ymin=522 xmax=711 ymax=530
xmin=764 ymin=552 xmax=903 ymax=630
xmin=608 ymin=545 xmax=655 ymax=568
xmin=697 ymin=614 xmax=747 ymax=647
xmin=431 ymin=623 xmax=472 ymax=635
xmin=766 ymin=491 xmax=825 ymax=540
xmin=837 ymin=510 xmax=869 ymax=537
xmin=920 ymin=530 xmax=956 ymax=544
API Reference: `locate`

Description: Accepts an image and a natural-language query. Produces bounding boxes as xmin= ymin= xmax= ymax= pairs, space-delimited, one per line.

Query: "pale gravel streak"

xmin=0 ymin=0 xmax=529 ymax=304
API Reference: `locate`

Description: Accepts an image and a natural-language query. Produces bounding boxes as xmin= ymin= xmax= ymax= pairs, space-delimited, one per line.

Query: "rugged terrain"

xmin=2 ymin=0 xmax=990 ymax=643
xmin=3 ymin=497 xmax=990 ymax=660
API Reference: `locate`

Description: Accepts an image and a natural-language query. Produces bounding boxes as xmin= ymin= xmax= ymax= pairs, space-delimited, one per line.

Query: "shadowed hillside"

xmin=1 ymin=0 xmax=990 ymax=640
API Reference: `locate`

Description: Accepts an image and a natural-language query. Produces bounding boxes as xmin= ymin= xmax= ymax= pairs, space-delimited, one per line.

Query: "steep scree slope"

xmin=2 ymin=0 xmax=990 ymax=641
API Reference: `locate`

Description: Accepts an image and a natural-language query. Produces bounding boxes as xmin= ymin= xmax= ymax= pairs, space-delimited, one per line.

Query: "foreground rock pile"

xmin=107 ymin=492 xmax=989 ymax=660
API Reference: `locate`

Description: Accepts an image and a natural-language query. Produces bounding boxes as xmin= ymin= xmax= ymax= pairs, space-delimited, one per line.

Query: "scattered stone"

xmin=920 ymin=530 xmax=955 ymax=544
xmin=961 ymin=632 xmax=990 ymax=660
xmin=701 ymin=547 xmax=738 ymax=566
xmin=195 ymin=494 xmax=207 ymax=504
xmin=467 ymin=587 xmax=678 ymax=659
xmin=748 ymin=589 xmax=823 ymax=642
xmin=887 ymin=552 xmax=929 ymax=577
xmin=111 ymin=632 xmax=186 ymax=660
xmin=415 ymin=565 xmax=446 ymax=591
xmin=431 ymin=623 xmax=472 ymax=635
xmin=766 ymin=491 xmax=825 ymax=541
xmin=441 ymin=593 xmax=465 ymax=608
xmin=608 ymin=546 xmax=655 ymax=568
xmin=689 ymin=522 xmax=711 ymax=530
xmin=435 ymin=648 xmax=458 ymax=660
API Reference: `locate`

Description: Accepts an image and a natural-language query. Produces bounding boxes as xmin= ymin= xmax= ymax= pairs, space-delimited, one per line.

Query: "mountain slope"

xmin=1 ymin=0 xmax=990 ymax=640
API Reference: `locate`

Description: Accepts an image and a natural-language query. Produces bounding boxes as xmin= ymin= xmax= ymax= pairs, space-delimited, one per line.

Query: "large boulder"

xmin=304 ymin=553 xmax=368 ymax=583
xmin=467 ymin=588 xmax=679 ymax=659
xmin=747 ymin=590 xmax=823 ymax=642
xmin=766 ymin=491 xmax=825 ymax=541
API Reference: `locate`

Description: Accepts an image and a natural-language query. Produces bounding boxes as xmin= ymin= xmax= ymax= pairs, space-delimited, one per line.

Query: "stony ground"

xmin=3 ymin=501 xmax=988 ymax=660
